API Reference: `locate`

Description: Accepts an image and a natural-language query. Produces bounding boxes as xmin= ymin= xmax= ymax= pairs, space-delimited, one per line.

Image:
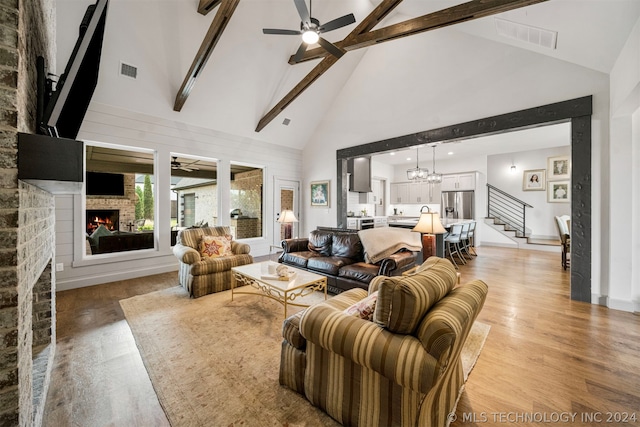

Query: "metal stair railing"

xmin=487 ymin=184 xmax=533 ymax=237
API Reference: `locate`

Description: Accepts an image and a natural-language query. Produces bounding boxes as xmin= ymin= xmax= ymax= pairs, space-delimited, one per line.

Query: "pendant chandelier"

xmin=406 ymin=147 xmax=428 ymax=180
xmin=426 ymin=144 xmax=442 ymax=184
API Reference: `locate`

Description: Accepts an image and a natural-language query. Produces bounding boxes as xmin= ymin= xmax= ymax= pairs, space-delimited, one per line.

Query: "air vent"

xmin=495 ymin=18 xmax=557 ymax=50
xmin=119 ymin=62 xmax=138 ymax=79
xmin=282 ymin=118 xmax=291 ymax=126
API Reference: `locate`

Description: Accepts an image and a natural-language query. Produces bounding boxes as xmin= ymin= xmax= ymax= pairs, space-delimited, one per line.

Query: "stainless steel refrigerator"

xmin=441 ymin=191 xmax=474 ymax=220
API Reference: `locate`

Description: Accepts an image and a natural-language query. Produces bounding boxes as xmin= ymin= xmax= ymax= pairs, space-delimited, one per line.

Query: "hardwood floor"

xmin=42 ymin=247 xmax=640 ymax=426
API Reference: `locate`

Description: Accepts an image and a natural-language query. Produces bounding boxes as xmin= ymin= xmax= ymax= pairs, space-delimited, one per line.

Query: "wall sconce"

xmin=510 ymin=163 xmax=517 ymax=173
xmin=412 ymin=206 xmax=446 ymax=262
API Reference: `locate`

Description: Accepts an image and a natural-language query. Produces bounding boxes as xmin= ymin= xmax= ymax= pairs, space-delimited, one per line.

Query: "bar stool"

xmin=467 ymin=221 xmax=477 ymax=256
xmin=459 ymin=222 xmax=472 ymax=259
xmin=444 ymin=223 xmax=466 ymax=268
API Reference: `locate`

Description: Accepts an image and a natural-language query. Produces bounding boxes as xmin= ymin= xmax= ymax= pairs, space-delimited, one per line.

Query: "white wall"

xmin=486 ymin=146 xmax=571 ymax=239
xmin=608 ymin=15 xmax=640 ymax=312
xmin=55 ymin=103 xmax=302 ymax=290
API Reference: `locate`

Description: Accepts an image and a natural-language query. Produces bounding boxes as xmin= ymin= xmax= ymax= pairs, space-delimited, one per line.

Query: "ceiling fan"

xmin=263 ymin=0 xmax=356 ymax=63
xmin=171 ymin=157 xmax=199 ymax=172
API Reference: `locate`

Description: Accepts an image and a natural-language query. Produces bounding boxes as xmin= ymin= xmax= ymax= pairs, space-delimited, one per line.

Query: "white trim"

xmin=56 ymin=263 xmax=178 ymax=291
xmin=606 ymin=297 xmax=636 ymax=313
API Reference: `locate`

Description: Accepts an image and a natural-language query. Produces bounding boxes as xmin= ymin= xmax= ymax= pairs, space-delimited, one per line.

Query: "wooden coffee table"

xmin=231 ymin=262 xmax=327 ymax=318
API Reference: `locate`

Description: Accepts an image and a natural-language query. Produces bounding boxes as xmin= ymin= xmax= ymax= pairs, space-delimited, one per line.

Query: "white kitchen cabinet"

xmin=390 ymin=182 xmax=410 ymax=203
xmin=391 ymin=182 xmax=441 ymax=204
xmin=441 ymin=173 xmax=476 ymax=191
xmin=374 ymin=217 xmax=388 ymax=227
xmin=346 ymin=218 xmax=358 ymax=230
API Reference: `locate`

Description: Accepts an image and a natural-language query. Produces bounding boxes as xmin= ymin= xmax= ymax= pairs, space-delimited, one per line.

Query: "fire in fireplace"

xmin=86 ymin=209 xmax=119 ymax=234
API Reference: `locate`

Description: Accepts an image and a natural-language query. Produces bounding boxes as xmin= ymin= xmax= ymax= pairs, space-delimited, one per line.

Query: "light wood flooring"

xmin=42 ymin=247 xmax=640 ymax=427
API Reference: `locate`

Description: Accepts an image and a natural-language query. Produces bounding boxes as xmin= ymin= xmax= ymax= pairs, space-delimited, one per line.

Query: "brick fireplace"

xmin=0 ymin=1 xmax=58 ymax=426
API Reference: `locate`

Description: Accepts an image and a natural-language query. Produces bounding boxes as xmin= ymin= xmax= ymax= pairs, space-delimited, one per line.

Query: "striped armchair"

xmin=279 ymin=257 xmax=488 ymax=427
xmin=173 ymin=226 xmax=253 ymax=298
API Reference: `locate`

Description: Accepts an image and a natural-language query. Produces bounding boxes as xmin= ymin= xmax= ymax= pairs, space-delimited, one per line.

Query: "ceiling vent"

xmin=119 ymin=62 xmax=138 ymax=79
xmin=494 ymin=18 xmax=557 ymax=50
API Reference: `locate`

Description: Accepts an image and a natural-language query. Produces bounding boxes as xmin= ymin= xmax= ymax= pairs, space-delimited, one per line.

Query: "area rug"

xmin=120 ymin=286 xmax=490 ymax=427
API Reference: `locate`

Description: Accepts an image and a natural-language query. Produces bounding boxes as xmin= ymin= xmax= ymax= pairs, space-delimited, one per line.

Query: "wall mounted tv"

xmin=38 ymin=0 xmax=109 ymax=139
xmin=86 ymin=172 xmax=125 ymax=196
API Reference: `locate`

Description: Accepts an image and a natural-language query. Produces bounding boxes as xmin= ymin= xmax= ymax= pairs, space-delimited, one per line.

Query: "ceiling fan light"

xmin=302 ymin=30 xmax=319 ymax=44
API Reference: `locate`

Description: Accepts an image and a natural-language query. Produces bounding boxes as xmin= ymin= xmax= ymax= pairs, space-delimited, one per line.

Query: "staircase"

xmin=486 ymin=184 xmax=560 ymax=251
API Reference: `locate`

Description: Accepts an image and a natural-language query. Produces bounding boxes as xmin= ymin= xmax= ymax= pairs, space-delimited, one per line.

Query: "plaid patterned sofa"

xmin=279 ymin=257 xmax=488 ymax=427
xmin=173 ymin=226 xmax=253 ymax=298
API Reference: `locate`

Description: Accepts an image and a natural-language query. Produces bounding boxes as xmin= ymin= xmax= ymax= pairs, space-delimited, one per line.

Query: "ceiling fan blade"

xmin=317 ymin=37 xmax=345 ymax=59
xmin=319 ymin=13 xmax=355 ymax=33
xmin=180 ymin=166 xmax=194 ymax=172
xmin=293 ymin=41 xmax=308 ymax=63
xmin=293 ymin=0 xmax=310 ymax=24
xmin=263 ymin=28 xmax=300 ymax=35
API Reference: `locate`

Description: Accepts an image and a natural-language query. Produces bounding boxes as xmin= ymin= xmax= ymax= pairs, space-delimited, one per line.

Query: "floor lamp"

xmin=277 ymin=210 xmax=298 ymax=240
xmin=412 ymin=206 xmax=446 ymax=262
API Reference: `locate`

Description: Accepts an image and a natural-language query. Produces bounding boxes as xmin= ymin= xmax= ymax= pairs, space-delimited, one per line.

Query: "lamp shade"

xmin=277 ymin=210 xmax=298 ymax=223
xmin=412 ymin=211 xmax=446 ymax=234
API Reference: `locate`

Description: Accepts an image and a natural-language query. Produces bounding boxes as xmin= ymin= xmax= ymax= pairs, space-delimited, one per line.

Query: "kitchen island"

xmin=388 ymin=217 xmax=475 ymax=258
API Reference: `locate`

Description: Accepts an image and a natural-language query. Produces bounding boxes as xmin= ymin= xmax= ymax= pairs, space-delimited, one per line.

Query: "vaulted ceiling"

xmin=56 ymin=0 xmax=640 ymax=158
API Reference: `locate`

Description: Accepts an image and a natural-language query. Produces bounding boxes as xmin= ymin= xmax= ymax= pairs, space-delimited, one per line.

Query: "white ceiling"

xmin=55 ymin=0 xmax=640 ymax=153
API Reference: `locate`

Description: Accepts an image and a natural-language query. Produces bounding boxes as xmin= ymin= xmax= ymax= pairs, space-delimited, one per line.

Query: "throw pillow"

xmin=344 ymin=291 xmax=378 ymax=321
xmin=89 ymin=224 xmax=112 ymax=247
xmin=199 ymin=235 xmax=232 ymax=258
xmin=373 ymin=257 xmax=457 ymax=334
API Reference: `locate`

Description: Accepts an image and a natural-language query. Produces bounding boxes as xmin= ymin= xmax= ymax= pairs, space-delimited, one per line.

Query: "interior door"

xmin=273 ymin=178 xmax=300 ymax=246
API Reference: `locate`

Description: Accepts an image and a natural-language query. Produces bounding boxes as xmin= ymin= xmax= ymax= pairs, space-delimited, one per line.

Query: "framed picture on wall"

xmin=310 ymin=180 xmax=330 ymax=207
xmin=523 ymin=169 xmax=546 ymax=191
xmin=548 ymin=155 xmax=570 ymax=180
xmin=548 ymin=180 xmax=570 ymax=203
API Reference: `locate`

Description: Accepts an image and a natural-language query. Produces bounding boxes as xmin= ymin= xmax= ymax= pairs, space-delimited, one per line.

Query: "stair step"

xmin=527 ymin=237 xmax=561 ymax=246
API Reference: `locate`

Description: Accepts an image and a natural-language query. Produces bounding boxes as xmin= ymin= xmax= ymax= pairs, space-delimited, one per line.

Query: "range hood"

xmin=347 ymin=156 xmax=371 ymax=193
xmin=18 ymin=132 xmax=84 ymax=194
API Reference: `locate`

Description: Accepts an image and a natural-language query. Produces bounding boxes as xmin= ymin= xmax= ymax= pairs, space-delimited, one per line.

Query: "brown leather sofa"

xmin=279 ymin=228 xmax=417 ymax=294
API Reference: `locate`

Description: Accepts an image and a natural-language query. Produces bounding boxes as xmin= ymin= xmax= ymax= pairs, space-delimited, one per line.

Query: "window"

xmin=170 ymin=154 xmax=218 ymax=245
xmin=230 ymin=163 xmax=264 ymax=239
xmin=85 ymin=144 xmax=155 ymax=255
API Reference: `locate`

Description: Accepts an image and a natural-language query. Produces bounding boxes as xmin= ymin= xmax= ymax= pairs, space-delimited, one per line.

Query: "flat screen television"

xmin=86 ymin=171 xmax=124 ymax=196
xmin=39 ymin=0 xmax=109 ymax=139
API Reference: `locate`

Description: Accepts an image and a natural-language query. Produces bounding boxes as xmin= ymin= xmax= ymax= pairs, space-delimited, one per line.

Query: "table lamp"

xmin=277 ymin=210 xmax=298 ymax=239
xmin=412 ymin=206 xmax=446 ymax=262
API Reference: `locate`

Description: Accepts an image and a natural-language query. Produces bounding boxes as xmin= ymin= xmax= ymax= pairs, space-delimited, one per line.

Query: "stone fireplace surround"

xmin=0 ymin=1 xmax=58 ymax=426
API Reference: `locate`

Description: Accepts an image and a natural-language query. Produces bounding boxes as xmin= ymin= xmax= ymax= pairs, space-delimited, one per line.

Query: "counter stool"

xmin=444 ymin=224 xmax=466 ymax=268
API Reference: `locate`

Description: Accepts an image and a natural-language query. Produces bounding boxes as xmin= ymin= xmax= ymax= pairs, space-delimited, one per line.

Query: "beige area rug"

xmin=120 ymin=286 xmax=490 ymax=427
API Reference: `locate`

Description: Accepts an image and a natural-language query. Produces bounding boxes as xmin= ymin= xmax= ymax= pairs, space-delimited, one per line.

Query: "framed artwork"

xmin=310 ymin=180 xmax=330 ymax=207
xmin=523 ymin=169 xmax=546 ymax=191
xmin=548 ymin=180 xmax=570 ymax=203
xmin=548 ymin=155 xmax=570 ymax=180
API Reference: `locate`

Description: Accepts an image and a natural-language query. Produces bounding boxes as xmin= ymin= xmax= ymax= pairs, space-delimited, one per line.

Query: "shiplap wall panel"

xmin=54 ymin=103 xmax=303 ymax=291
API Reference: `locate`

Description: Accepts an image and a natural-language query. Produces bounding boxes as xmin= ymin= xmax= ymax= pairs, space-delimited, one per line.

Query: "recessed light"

xmin=406 ymin=157 xmax=412 ymax=161
xmin=389 ymin=152 xmax=395 ymax=156
xmin=448 ymin=152 xmax=454 ymax=155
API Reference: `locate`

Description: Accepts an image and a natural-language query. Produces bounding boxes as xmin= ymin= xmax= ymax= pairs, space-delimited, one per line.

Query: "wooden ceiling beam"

xmin=290 ymin=0 xmax=548 ymax=63
xmin=198 ymin=0 xmax=223 ymax=15
xmin=256 ymin=0 xmax=405 ymax=132
xmin=174 ymin=0 xmax=240 ymax=112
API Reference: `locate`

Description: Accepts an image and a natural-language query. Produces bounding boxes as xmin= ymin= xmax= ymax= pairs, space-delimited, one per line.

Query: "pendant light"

xmin=426 ymin=144 xmax=442 ymax=184
xmin=406 ymin=147 xmax=428 ymax=180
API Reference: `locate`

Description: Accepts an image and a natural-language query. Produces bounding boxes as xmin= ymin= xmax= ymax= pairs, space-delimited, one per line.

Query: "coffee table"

xmin=231 ymin=261 xmax=327 ymax=318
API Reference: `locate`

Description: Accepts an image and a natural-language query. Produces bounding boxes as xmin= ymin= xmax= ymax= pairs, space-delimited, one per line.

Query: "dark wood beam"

xmin=256 ymin=0 xmax=405 ymax=131
xmin=198 ymin=0 xmax=222 ymax=15
xmin=174 ymin=0 xmax=240 ymax=112
xmin=291 ymin=0 xmax=548 ymax=63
